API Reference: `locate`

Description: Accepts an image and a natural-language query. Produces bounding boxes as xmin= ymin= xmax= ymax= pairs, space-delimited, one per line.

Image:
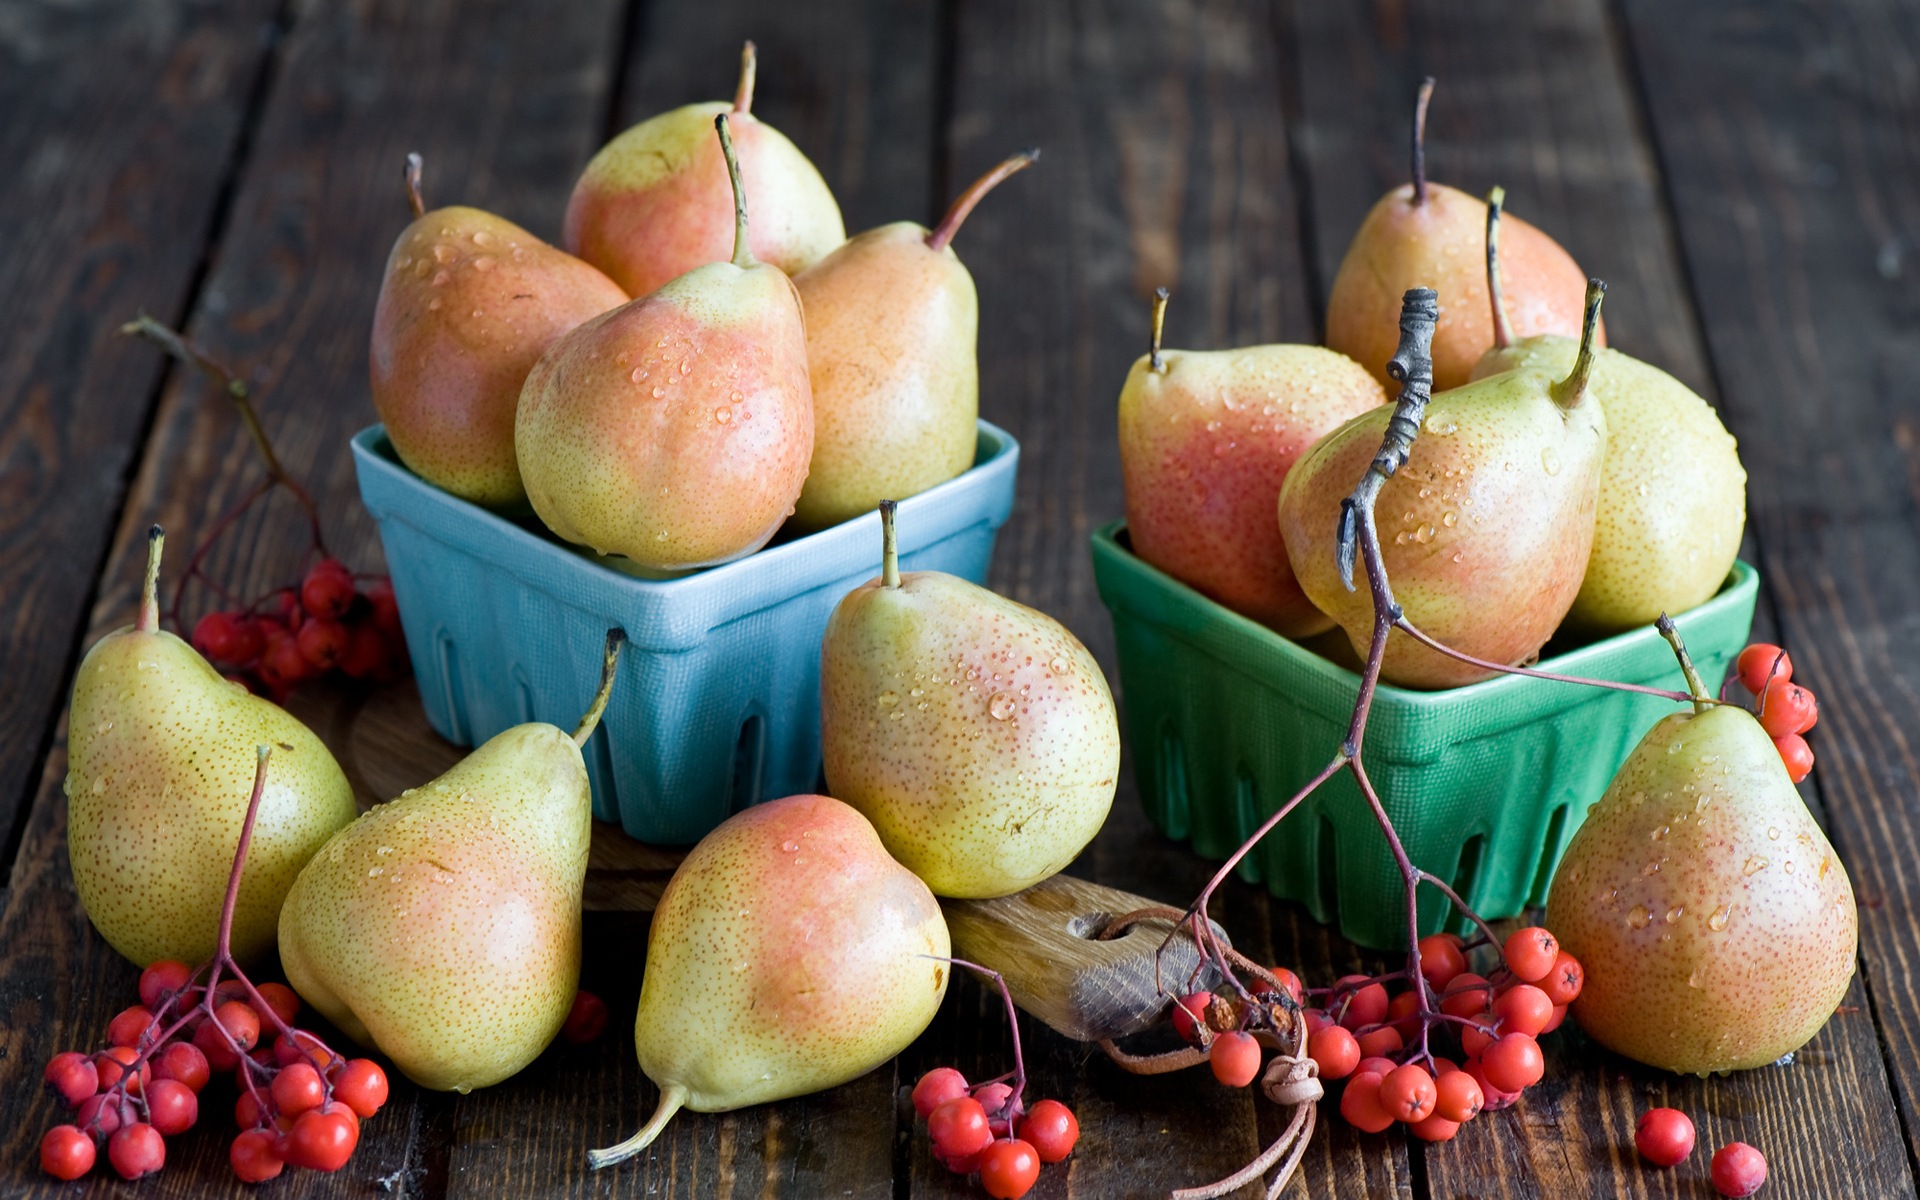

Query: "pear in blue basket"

xmin=277 ymin=632 xmax=623 ymax=1092
xmin=819 ymin=502 xmax=1120 ymax=898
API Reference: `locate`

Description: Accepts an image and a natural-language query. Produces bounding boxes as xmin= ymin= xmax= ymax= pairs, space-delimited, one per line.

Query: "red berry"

xmin=1541 ymin=1004 xmax=1569 ymax=1034
xmin=1302 ymin=1008 xmax=1332 ymax=1034
xmin=1441 ymin=973 xmax=1493 ymax=1018
xmin=1504 ymin=927 xmax=1560 ymax=982
xmin=107 ymin=1004 xmax=155 ymax=1049
xmin=972 ymin=1081 xmax=1018 ymax=1135
xmin=152 ymin=1041 xmax=210 ymax=1092
xmin=1209 ymin=1030 xmax=1261 ymax=1087
xmin=1635 ymin=1107 xmax=1695 ymax=1167
xmin=1494 ymin=983 xmax=1554 ymax=1036
xmin=1386 ymin=989 xmax=1423 ymax=1037
xmin=1460 ymin=1018 xmax=1497 ymax=1058
xmin=252 ymin=981 xmax=302 ymax=1024
xmin=1711 ymin=1142 xmax=1767 ymax=1196
xmin=1465 ymin=1056 xmax=1521 ymax=1111
xmin=1172 ymin=991 xmax=1212 ymax=1043
xmin=193 ymin=610 xmax=265 ymax=665
xmin=1309 ymin=1025 xmax=1361 ymax=1079
xmin=562 ymin=989 xmax=608 ymax=1044
xmin=1413 ymin=1112 xmax=1462 ymax=1142
xmin=1434 ymin=1068 xmax=1483 ymax=1123
xmin=1356 ymin=1025 xmax=1404 ymax=1059
xmin=1539 ymin=952 xmax=1585 ymax=1006
xmin=230 ymin=1128 xmax=285 ymax=1183
xmin=297 ymin=616 xmax=351 ymax=670
xmin=95 ymin=1045 xmax=150 ymax=1095
xmin=1017 ymin=1099 xmax=1078 ymax=1163
xmin=979 ymin=1138 xmax=1041 ymax=1199
xmin=301 ymin=559 xmax=357 ymax=619
xmin=1252 ymin=966 xmax=1306 ymax=1005
xmin=147 ymin=1077 xmax=199 ymax=1135
xmin=139 ymin=960 xmax=194 ymax=1011
xmin=40 ymin=1124 xmax=96 ymax=1179
xmin=1354 ymin=1056 xmax=1398 ymax=1081
xmin=1337 ymin=979 xmax=1389 ymax=1030
xmin=1419 ymin=933 xmax=1468 ymax=989
xmin=1481 ymin=1033 xmax=1545 ymax=1092
xmin=339 ymin=620 xmax=393 ymax=679
xmin=214 ymin=998 xmax=262 ymax=1050
xmin=366 ymin=578 xmax=402 ymax=635
xmin=283 ymin=1103 xmax=359 ymax=1172
xmin=44 ymin=1052 xmax=98 ymax=1108
xmin=107 ymin=1122 xmax=165 ymax=1180
xmin=1379 ymin=1064 xmax=1437 ymax=1123
xmin=258 ymin=629 xmax=315 ymax=690
xmin=912 ymin=1067 xmax=970 ymax=1119
xmin=1758 ymin=677 xmax=1817 ymax=737
xmin=333 ymin=1059 xmax=390 ymax=1120
xmin=194 ymin=1019 xmax=240 ymax=1072
xmin=928 ymin=1097 xmax=992 ymax=1159
xmin=1776 ymin=732 xmax=1814 ymax=783
xmin=76 ymin=1093 xmax=130 ymax=1140
xmin=1338 ymin=1071 xmax=1395 ymax=1133
xmin=272 ymin=1062 xmax=327 ymax=1116
xmin=1737 ymin=644 xmax=1791 ymax=694
xmin=235 ymin=1089 xmax=267 ymax=1130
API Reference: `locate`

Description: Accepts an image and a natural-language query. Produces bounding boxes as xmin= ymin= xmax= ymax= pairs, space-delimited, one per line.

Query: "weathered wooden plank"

xmin=0 ymin=0 xmax=281 ymax=879
xmin=1618 ymin=0 xmax=1920 ymax=1190
xmin=0 ymin=0 xmax=633 ymax=1194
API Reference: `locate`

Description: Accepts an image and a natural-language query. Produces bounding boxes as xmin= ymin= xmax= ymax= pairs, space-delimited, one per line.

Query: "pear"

xmin=565 ymin=41 xmax=843 ymax=298
xmin=65 ymin=528 xmax=356 ymax=968
xmin=370 ymin=155 xmax=628 ymax=509
xmin=1546 ymin=623 xmax=1855 ymax=1074
xmin=819 ymin=503 xmax=1119 ymax=898
xmin=517 ymin=115 xmax=813 ymax=570
xmin=1117 ymin=288 xmax=1386 ymax=636
xmin=1280 ymin=281 xmax=1610 ymax=689
xmin=1323 ymin=79 xmax=1596 ymax=392
xmin=589 ymin=792 xmax=948 ymax=1169
xmin=277 ymin=631 xmax=624 ymax=1093
xmin=1471 ymin=188 xmax=1747 ymax=632
xmin=788 ymin=151 xmax=1037 ymax=533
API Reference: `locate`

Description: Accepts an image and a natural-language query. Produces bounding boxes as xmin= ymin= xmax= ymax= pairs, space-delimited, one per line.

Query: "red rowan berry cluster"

xmin=1732 ymin=644 xmax=1818 ymax=783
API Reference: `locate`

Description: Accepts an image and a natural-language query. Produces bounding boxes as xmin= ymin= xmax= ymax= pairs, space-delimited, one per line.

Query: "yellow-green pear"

xmin=277 ymin=632 xmax=624 ymax=1093
xmin=788 ymin=152 xmax=1037 ymax=533
xmin=1471 ymin=189 xmax=1747 ymax=632
xmin=589 ymin=792 xmax=948 ymax=1170
xmin=819 ymin=503 xmax=1119 ymax=898
xmin=564 ymin=41 xmax=843 ymax=298
xmin=1280 ymin=283 xmax=1610 ymax=689
xmin=65 ymin=528 xmax=356 ymax=968
xmin=1546 ymin=623 xmax=1855 ymax=1074
xmin=518 ymin=115 xmax=813 ymax=570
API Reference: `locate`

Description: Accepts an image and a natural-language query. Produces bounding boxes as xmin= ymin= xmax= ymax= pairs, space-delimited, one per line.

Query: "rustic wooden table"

xmin=3 ymin=1 xmax=1916 ymax=1196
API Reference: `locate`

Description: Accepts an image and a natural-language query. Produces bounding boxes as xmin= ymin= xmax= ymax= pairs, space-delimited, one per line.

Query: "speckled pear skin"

xmin=371 ymin=205 xmax=627 ymax=509
xmin=1471 ymin=338 xmax=1747 ymax=632
xmin=277 ymin=722 xmax=590 ymax=1093
xmin=1545 ymin=704 xmax=1855 ymax=1074
xmin=66 ymin=597 xmax=355 ymax=969
xmin=1278 ymin=366 xmax=1607 ymax=689
xmin=1325 ymin=183 xmax=1598 ymax=392
xmin=820 ymin=573 xmax=1120 ymax=898
xmin=633 ymin=794 xmax=948 ymax=1113
xmin=514 ymin=254 xmax=814 ymax=570
xmin=566 ymin=103 xmax=842 ymax=299
xmin=789 ymin=223 xmax=978 ymax=532
xmin=1117 ymin=344 xmax=1385 ymax=636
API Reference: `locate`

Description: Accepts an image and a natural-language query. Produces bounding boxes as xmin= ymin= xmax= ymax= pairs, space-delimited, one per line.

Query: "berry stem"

xmin=926 ymin=150 xmax=1039 ymax=253
xmin=937 ymin=958 xmax=1028 ymax=1123
xmin=1390 ymin=615 xmax=1704 ymax=704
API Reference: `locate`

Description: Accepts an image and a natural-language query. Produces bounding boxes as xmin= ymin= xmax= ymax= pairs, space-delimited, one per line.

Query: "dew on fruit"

xmin=1442 ymin=511 xmax=1458 ymax=527
xmin=680 ymin=360 xmax=692 ymax=375
xmin=471 ymin=255 xmax=495 ymax=272
xmin=630 ymin=367 xmax=644 ymax=383
xmin=1688 ymin=970 xmax=1703 ymax=988
xmin=432 ymin=244 xmax=455 ymax=263
xmin=1049 ymin=656 xmax=1069 ymax=674
xmin=1627 ymin=904 xmax=1652 ymax=929
xmin=1784 ymin=859 xmax=1796 ymax=874
xmin=889 ymin=710 xmax=904 ymax=721
xmin=367 ymin=867 xmax=383 ymax=878
xmin=1651 ymin=825 xmax=1669 ymax=840
xmin=91 ymin=777 xmax=107 ymax=795
xmin=426 ymin=297 xmax=442 ymax=311
xmin=376 ymin=846 xmax=391 ymax=856
xmin=781 ymin=840 xmax=800 ymax=853
xmin=94 ymin=720 xmax=112 ymax=735
xmin=1743 ymin=856 xmax=1768 ymax=876
xmin=1666 ymin=906 xmax=1684 ymax=924
xmin=988 ymin=692 xmax=1017 ymax=720
xmin=714 ymin=407 xmax=732 ymax=424
xmin=1767 ymin=826 xmax=1780 ymax=840
xmin=1412 ymin=524 xmax=1435 ymax=544
xmin=651 ymin=387 xmax=665 ymax=399
xmin=1708 ymin=905 xmax=1732 ymax=931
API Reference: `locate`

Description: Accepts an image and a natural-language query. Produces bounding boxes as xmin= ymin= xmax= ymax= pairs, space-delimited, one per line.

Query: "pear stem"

xmin=714 ymin=114 xmax=754 ymax=269
xmin=1551 ymin=279 xmax=1606 ymax=411
xmin=1485 ymin=186 xmax=1514 ymax=349
xmin=572 ymin=629 xmax=627 ymax=747
xmin=404 ymin=152 xmax=426 ymax=219
xmin=1149 ymin=287 xmax=1170 ymax=374
xmin=733 ymin=40 xmax=757 ymax=115
xmin=138 ymin=526 xmax=164 ymax=633
xmin=926 ymin=149 xmax=1039 ymax=253
xmin=588 ymin=1085 xmax=688 ymax=1169
xmin=1656 ymin=613 xmax=1714 ymax=713
xmin=879 ymin=500 xmax=900 ymax=588
xmin=1410 ymin=77 xmax=1435 ymax=206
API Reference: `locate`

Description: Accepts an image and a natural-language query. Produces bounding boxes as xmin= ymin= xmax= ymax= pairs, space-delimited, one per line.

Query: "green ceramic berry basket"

xmin=1090 ymin=521 xmax=1759 ymax=950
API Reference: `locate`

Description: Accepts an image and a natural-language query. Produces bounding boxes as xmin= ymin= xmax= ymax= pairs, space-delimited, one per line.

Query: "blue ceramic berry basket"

xmin=351 ymin=421 xmax=1019 ymax=844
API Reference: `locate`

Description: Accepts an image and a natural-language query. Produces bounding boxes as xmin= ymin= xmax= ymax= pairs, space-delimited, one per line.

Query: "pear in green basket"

xmin=518 ymin=115 xmax=813 ymax=571
xmin=1546 ymin=622 xmax=1855 ymax=1074
xmin=589 ymin=793 xmax=948 ymax=1170
xmin=1470 ymin=188 xmax=1747 ymax=633
xmin=819 ymin=503 xmax=1119 ymax=898
xmin=277 ymin=632 xmax=623 ymax=1093
xmin=1280 ymin=281 xmax=1610 ymax=690
xmin=66 ymin=528 xmax=357 ymax=968
xmin=788 ymin=151 xmax=1036 ymax=533
xmin=565 ymin=41 xmax=843 ymax=298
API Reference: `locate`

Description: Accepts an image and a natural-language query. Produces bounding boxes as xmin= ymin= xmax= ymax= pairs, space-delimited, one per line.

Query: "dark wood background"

xmin=2 ymin=0 xmax=1915 ymax=1196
